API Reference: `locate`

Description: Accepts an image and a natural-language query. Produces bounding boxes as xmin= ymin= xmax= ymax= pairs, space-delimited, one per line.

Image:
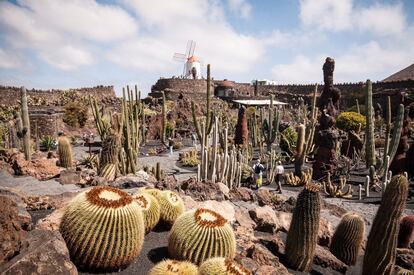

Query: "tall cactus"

xmin=263 ymin=95 xmax=279 ymax=151
xmin=161 ymin=91 xmax=167 ymax=143
xmin=285 ymin=183 xmax=321 ymax=271
xmin=20 ymin=87 xmax=31 ymax=160
xmin=58 ymin=136 xmax=73 ymax=168
xmin=295 ymin=124 xmax=306 ymax=176
xmin=362 ymin=175 xmax=408 ymax=275
xmin=305 ymin=85 xmax=318 ymax=155
xmin=365 ymin=79 xmax=375 ymax=168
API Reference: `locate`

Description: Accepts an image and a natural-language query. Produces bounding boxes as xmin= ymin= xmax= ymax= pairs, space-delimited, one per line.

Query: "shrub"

xmin=336 ymin=112 xmax=366 ymax=132
xmin=180 ymin=150 xmax=199 ymax=167
xmin=347 ymin=105 xmax=366 ymax=116
xmin=63 ymin=102 xmax=88 ymax=128
xmin=40 ymin=136 xmax=57 ymax=151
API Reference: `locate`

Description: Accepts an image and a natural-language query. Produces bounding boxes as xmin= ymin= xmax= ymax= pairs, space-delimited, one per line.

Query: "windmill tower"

xmin=173 ymin=40 xmax=202 ymax=79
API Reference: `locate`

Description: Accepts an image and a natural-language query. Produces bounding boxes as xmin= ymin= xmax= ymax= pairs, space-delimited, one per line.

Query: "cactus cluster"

xmin=149 ymin=260 xmax=198 ymax=275
xmin=398 ymin=215 xmax=414 ymax=248
xmin=133 ymin=192 xmax=160 ymax=234
xmin=363 ymin=175 xmax=408 ymax=275
xmin=285 ymin=169 xmax=312 ymax=186
xmin=59 ymin=186 xmax=145 ymax=271
xmin=198 ymin=257 xmax=251 ymax=275
xmin=159 ymin=190 xmax=185 ymax=225
xmin=168 ymin=208 xmax=236 ymax=265
xmin=322 ymin=173 xmax=353 ymax=198
xmin=57 ymin=136 xmax=73 ymax=168
xmin=285 ymin=183 xmax=321 ymax=271
xmin=330 ymin=213 xmax=365 ymax=265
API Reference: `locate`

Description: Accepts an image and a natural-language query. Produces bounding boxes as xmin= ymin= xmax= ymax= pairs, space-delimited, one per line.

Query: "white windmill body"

xmin=173 ymin=40 xmax=202 ymax=79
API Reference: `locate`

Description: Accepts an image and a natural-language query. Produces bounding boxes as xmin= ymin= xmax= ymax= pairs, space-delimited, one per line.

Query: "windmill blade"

xmin=173 ymin=52 xmax=187 ymax=62
xmin=185 ymin=40 xmax=192 ymax=57
xmin=182 ymin=63 xmax=187 ymax=77
xmin=189 ymin=40 xmax=196 ymax=57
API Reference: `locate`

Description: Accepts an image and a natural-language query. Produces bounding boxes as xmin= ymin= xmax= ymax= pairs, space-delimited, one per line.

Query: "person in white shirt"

xmin=275 ymin=161 xmax=284 ymax=193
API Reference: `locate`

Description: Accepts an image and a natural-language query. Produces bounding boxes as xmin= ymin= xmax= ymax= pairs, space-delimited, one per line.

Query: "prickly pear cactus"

xmin=59 ymin=186 xmax=145 ymax=271
xmin=133 ymin=192 xmax=160 ymax=233
xmin=148 ymin=259 xmax=198 ymax=275
xmin=198 ymin=257 xmax=251 ymax=275
xmin=159 ymin=190 xmax=185 ymax=225
xmin=168 ymin=208 xmax=236 ymax=265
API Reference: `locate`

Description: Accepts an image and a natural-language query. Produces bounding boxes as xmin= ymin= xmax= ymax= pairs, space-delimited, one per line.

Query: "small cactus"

xmin=363 ymin=175 xmax=409 ymax=275
xmin=168 ymin=208 xmax=236 ymax=265
xmin=59 ymin=186 xmax=145 ymax=271
xmin=58 ymin=136 xmax=73 ymax=168
xmin=148 ymin=259 xmax=198 ymax=275
xmin=322 ymin=173 xmax=353 ymax=198
xmin=133 ymin=192 xmax=160 ymax=233
xmin=330 ymin=213 xmax=365 ymax=265
xmin=159 ymin=190 xmax=185 ymax=225
xmin=285 ymin=169 xmax=312 ymax=186
xmin=398 ymin=215 xmax=414 ymax=248
xmin=198 ymin=257 xmax=251 ymax=275
xmin=285 ymin=183 xmax=321 ymax=271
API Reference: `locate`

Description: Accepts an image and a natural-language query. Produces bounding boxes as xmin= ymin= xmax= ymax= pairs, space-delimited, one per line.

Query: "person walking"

xmin=275 ymin=161 xmax=284 ymax=193
xmin=253 ymin=159 xmax=265 ymax=189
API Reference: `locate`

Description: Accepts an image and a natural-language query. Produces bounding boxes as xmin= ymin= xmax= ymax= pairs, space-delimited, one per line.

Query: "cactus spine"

xmin=159 ymin=190 xmax=185 ymax=225
xmin=20 ymin=87 xmax=31 ymax=160
xmin=168 ymin=208 xmax=236 ymax=265
xmin=58 ymin=136 xmax=73 ymax=168
xmin=365 ymin=79 xmax=375 ymax=168
xmin=198 ymin=257 xmax=251 ymax=275
xmin=363 ymin=175 xmax=409 ymax=275
xmin=330 ymin=213 xmax=365 ymax=265
xmin=59 ymin=186 xmax=145 ymax=271
xmin=295 ymin=124 xmax=306 ymax=176
xmin=149 ymin=260 xmax=198 ymax=275
xmin=397 ymin=215 xmax=414 ymax=248
xmin=133 ymin=192 xmax=160 ymax=234
xmin=285 ymin=183 xmax=321 ymax=271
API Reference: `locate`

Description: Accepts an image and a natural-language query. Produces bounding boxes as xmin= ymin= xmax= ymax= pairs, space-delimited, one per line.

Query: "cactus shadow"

xmin=147 ymin=246 xmax=169 ymax=264
xmin=153 ymin=221 xmax=172 ymax=232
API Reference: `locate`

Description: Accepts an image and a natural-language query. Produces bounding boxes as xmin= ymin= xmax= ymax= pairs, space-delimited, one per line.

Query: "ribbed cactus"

xmin=155 ymin=162 xmax=162 ymax=181
xmin=198 ymin=257 xmax=251 ymax=275
xmin=149 ymin=260 xmax=198 ymax=275
xmin=363 ymin=175 xmax=408 ymax=275
xmin=161 ymin=91 xmax=167 ymax=143
xmin=330 ymin=213 xmax=365 ymax=265
xmin=398 ymin=215 xmax=414 ymax=248
xmin=295 ymin=124 xmax=306 ymax=176
xmin=133 ymin=192 xmax=160 ymax=233
xmin=159 ymin=190 xmax=185 ymax=225
xmin=99 ymin=132 xmax=121 ymax=179
xmin=285 ymin=183 xmax=321 ymax=271
xmin=285 ymin=169 xmax=312 ymax=186
xmin=168 ymin=208 xmax=236 ymax=265
xmin=58 ymin=136 xmax=73 ymax=168
xmin=262 ymin=95 xmax=280 ymax=152
xmin=141 ymin=188 xmax=162 ymax=199
xmin=365 ymin=79 xmax=376 ymax=168
xmin=59 ymin=186 xmax=145 ymax=271
xmin=20 ymin=87 xmax=31 ymax=160
xmin=234 ymin=106 xmax=249 ymax=146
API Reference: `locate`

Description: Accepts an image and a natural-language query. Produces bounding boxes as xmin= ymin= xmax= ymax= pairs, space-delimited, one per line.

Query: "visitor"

xmin=275 ymin=161 xmax=284 ymax=194
xmin=191 ymin=133 xmax=197 ymax=148
xmin=168 ymin=138 xmax=174 ymax=156
xmin=253 ymin=159 xmax=265 ymax=189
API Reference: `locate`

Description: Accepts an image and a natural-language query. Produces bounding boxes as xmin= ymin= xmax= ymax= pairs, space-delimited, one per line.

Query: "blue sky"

xmin=0 ymin=0 xmax=413 ymax=96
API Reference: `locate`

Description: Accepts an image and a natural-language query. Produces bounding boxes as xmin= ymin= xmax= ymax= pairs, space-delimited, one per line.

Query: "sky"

xmin=0 ymin=0 xmax=413 ymax=96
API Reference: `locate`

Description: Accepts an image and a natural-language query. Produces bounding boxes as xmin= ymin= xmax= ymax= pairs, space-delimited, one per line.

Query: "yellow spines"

xmin=58 ymin=136 xmax=73 ymax=168
xmin=159 ymin=190 xmax=185 ymax=225
xmin=59 ymin=186 xmax=145 ymax=271
xmin=168 ymin=208 xmax=236 ymax=265
xmin=133 ymin=192 xmax=160 ymax=233
xmin=198 ymin=257 xmax=252 ymax=275
xmin=148 ymin=259 xmax=198 ymax=275
xmin=141 ymin=188 xmax=162 ymax=199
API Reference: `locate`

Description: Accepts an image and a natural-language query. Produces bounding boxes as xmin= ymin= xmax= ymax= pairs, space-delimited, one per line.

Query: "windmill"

xmin=173 ymin=40 xmax=202 ymax=79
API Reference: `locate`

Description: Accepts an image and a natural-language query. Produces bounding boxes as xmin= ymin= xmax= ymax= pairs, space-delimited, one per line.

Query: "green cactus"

xmin=57 ymin=136 xmax=73 ymax=168
xmin=20 ymin=87 xmax=31 ymax=160
xmin=168 ymin=208 xmax=236 ymax=265
xmin=262 ymin=95 xmax=280 ymax=152
xmin=362 ymin=175 xmax=409 ymax=275
xmin=295 ymin=124 xmax=306 ymax=176
xmin=141 ymin=188 xmax=162 ymax=199
xmin=159 ymin=190 xmax=185 ymax=225
xmin=99 ymin=132 xmax=121 ymax=176
xmin=155 ymin=162 xmax=162 ymax=181
xmin=149 ymin=260 xmax=198 ymax=275
xmin=305 ymin=85 xmax=318 ymax=155
xmin=198 ymin=257 xmax=251 ymax=275
xmin=133 ymin=192 xmax=160 ymax=234
xmin=285 ymin=183 xmax=321 ymax=271
xmin=330 ymin=213 xmax=365 ymax=265
xmin=59 ymin=186 xmax=145 ymax=271
xmin=365 ymin=79 xmax=376 ymax=168
xmin=161 ymin=91 xmax=167 ymax=143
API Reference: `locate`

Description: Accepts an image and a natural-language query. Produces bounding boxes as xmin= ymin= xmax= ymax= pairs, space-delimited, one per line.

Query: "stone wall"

xmin=29 ymin=107 xmax=63 ymax=138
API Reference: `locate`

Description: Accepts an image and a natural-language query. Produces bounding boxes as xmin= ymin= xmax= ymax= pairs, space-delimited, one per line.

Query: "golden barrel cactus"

xmin=133 ymin=192 xmax=160 ymax=233
xmin=159 ymin=190 xmax=185 ymax=225
xmin=59 ymin=186 xmax=145 ymax=271
xmin=58 ymin=136 xmax=73 ymax=168
xmin=148 ymin=260 xmax=198 ymax=275
xmin=141 ymin=188 xmax=162 ymax=199
xmin=198 ymin=257 xmax=252 ymax=275
xmin=168 ymin=208 xmax=236 ymax=265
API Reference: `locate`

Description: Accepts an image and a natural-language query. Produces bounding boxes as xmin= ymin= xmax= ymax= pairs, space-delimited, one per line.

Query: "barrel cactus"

xmin=58 ymin=136 xmax=73 ymax=168
xmin=159 ymin=190 xmax=185 ymax=225
xmin=168 ymin=208 xmax=236 ymax=265
xmin=149 ymin=259 xmax=198 ymax=275
xmin=285 ymin=183 xmax=321 ymax=271
xmin=141 ymin=188 xmax=162 ymax=199
xmin=59 ymin=186 xmax=145 ymax=271
xmin=363 ymin=175 xmax=408 ymax=275
xmin=133 ymin=192 xmax=160 ymax=233
xmin=330 ymin=213 xmax=365 ymax=265
xmin=198 ymin=257 xmax=251 ymax=275
xmin=398 ymin=215 xmax=414 ymax=248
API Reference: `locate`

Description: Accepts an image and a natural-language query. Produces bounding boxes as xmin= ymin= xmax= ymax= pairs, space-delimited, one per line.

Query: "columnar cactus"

xmin=58 ymin=136 xmax=73 ymax=168
xmin=20 ymin=87 xmax=31 ymax=160
xmin=161 ymin=91 xmax=167 ymax=143
xmin=149 ymin=260 xmax=198 ymax=275
xmin=262 ymin=95 xmax=280 ymax=152
xmin=397 ymin=215 xmax=414 ymax=248
xmin=330 ymin=213 xmax=365 ymax=265
xmin=285 ymin=183 xmax=321 ymax=271
xmin=295 ymin=124 xmax=306 ymax=176
xmin=365 ymin=79 xmax=375 ymax=168
xmin=168 ymin=208 xmax=236 ymax=265
xmin=159 ymin=190 xmax=185 ymax=225
xmin=234 ymin=106 xmax=249 ymax=146
xmin=59 ymin=186 xmax=145 ymax=271
xmin=198 ymin=257 xmax=251 ymax=275
xmin=133 ymin=192 xmax=161 ymax=233
xmin=362 ymin=175 xmax=408 ymax=275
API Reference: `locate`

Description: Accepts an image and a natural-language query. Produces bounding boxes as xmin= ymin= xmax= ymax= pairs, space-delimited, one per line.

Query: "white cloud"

xmin=271 ymin=55 xmax=324 ymax=84
xmin=228 ymin=0 xmax=252 ymax=19
xmin=0 ymin=48 xmax=27 ymax=69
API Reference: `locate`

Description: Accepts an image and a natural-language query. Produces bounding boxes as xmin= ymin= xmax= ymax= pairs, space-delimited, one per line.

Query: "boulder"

xmin=58 ymin=170 xmax=81 ymax=185
xmin=235 ymin=207 xmax=256 ymax=230
xmin=249 ymin=206 xmax=278 ymax=233
xmin=10 ymin=150 xmax=61 ymax=180
xmin=217 ymin=182 xmax=230 ymax=199
xmin=246 ymin=243 xmax=290 ymax=274
xmin=313 ymin=245 xmax=347 ymax=273
xmin=396 ymin=248 xmax=414 ymax=270
xmin=274 ymin=212 xmax=292 ymax=233
xmin=234 ymin=254 xmax=258 ymax=273
xmin=111 ymin=175 xmax=155 ymax=189
xmin=180 ymin=194 xmax=198 ymax=210
xmin=199 ymin=200 xmax=235 ymax=224
xmin=318 ymin=217 xmax=334 ymax=247
xmin=230 ymin=187 xmax=256 ymax=202
xmin=256 ymin=232 xmax=285 ymax=256
xmin=256 ymin=265 xmax=291 ymax=275
xmin=257 ymin=188 xmax=273 ymax=206
xmin=0 ymin=229 xmax=77 ymax=275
